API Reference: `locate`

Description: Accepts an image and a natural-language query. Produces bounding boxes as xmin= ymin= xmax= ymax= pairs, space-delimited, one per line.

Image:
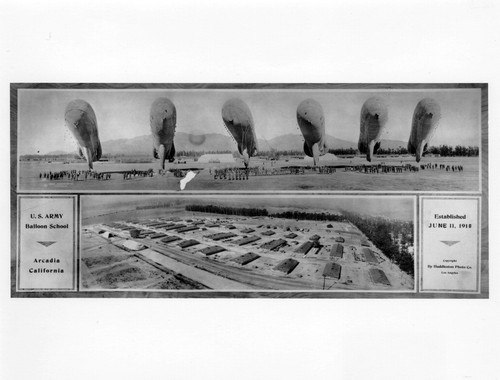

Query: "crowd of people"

xmin=316 ymin=166 xmax=337 ymax=174
xmin=207 ymin=165 xmax=341 ymax=179
xmin=344 ymin=164 xmax=419 ymax=174
xmin=39 ymin=170 xmax=112 ymax=181
xmin=207 ymin=162 xmax=468 ymax=179
xmin=39 ymin=168 xmax=154 ymax=181
xmin=420 ymin=162 xmax=464 ymax=172
xmin=210 ymin=167 xmax=250 ymax=180
xmin=39 ymin=161 xmax=465 ymax=182
xmin=122 ymin=169 xmax=154 ymax=179
xmin=343 ymin=162 xmax=465 ymax=174
xmin=208 ymin=161 xmax=466 ymax=179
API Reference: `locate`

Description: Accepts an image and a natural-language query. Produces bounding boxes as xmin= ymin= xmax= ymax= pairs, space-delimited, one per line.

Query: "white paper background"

xmin=1 ymin=1 xmax=499 ymax=379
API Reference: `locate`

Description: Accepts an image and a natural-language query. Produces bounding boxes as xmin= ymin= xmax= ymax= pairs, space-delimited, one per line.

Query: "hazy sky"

xmin=19 ymin=88 xmax=480 ymax=155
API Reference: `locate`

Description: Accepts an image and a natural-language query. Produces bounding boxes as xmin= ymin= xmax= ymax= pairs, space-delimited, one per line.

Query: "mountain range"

xmin=49 ymin=132 xmax=408 ymax=155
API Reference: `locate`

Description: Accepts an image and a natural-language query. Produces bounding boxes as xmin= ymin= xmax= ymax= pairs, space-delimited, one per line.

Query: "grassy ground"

xmin=19 ymin=155 xmax=479 ymax=192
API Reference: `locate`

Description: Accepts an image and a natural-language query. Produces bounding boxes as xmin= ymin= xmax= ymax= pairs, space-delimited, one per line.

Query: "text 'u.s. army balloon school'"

xmin=407 ymin=98 xmax=441 ymax=162
xmin=221 ymin=98 xmax=258 ymax=168
xmin=358 ymin=97 xmax=389 ymax=162
xmin=296 ymin=99 xmax=327 ymax=167
xmin=150 ymin=98 xmax=177 ymax=170
xmin=64 ymin=99 xmax=102 ymax=170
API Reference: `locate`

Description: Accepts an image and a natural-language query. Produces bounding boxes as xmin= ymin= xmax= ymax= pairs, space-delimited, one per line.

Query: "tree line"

xmin=271 ymin=210 xmax=347 ymax=222
xmin=257 ymin=150 xmax=303 ymax=157
xmin=20 ymin=144 xmax=478 ymax=162
xmin=342 ymin=211 xmax=414 ymax=276
xmin=185 ymin=204 xmax=269 ymax=217
xmin=328 ymin=145 xmax=479 ymax=157
xmin=426 ymin=145 xmax=479 ymax=157
xmin=186 ymin=204 xmax=345 ymax=222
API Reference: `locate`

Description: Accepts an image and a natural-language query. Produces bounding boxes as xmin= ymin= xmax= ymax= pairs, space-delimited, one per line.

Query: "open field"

xmin=81 ymin=231 xmax=207 ymax=290
xmin=19 ymin=155 xmax=479 ymax=192
xmin=81 ymin=206 xmax=415 ymax=291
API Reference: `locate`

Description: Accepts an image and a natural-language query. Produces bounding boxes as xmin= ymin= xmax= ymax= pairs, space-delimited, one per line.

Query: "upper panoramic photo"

xmin=15 ymin=85 xmax=482 ymax=192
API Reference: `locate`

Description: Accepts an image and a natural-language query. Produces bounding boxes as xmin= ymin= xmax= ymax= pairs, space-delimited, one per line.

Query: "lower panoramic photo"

xmin=80 ymin=195 xmax=416 ymax=292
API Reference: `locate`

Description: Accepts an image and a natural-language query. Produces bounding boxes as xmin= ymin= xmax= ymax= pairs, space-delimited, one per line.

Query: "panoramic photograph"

xmin=17 ymin=87 xmax=481 ymax=192
xmin=80 ymin=195 xmax=415 ymax=291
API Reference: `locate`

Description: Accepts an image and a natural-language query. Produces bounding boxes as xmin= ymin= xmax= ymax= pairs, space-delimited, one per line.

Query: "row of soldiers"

xmin=170 ymin=169 xmax=190 ymax=178
xmin=40 ymin=170 xmax=75 ymax=180
xmin=342 ymin=164 xmax=419 ymax=174
xmin=249 ymin=167 xmax=311 ymax=176
xmin=420 ymin=162 xmax=464 ymax=172
xmin=90 ymin=172 xmax=112 ymax=180
xmin=209 ymin=165 xmax=340 ymax=178
xmin=446 ymin=165 xmax=464 ymax=172
xmin=343 ymin=162 xmax=465 ymax=174
xmin=39 ymin=170 xmax=112 ymax=181
xmin=211 ymin=168 xmax=250 ymax=180
xmin=316 ymin=166 xmax=337 ymax=174
xmin=210 ymin=162 xmax=464 ymax=177
xmin=122 ymin=169 xmax=154 ymax=179
xmin=40 ymin=169 xmax=155 ymax=181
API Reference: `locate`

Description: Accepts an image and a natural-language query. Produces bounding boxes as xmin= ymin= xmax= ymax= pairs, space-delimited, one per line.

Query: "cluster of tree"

xmin=258 ymin=150 xmax=303 ymax=158
xmin=175 ymin=150 xmax=233 ymax=158
xmin=185 ymin=204 xmax=268 ymax=217
xmin=102 ymin=153 xmax=147 ymax=158
xmin=426 ymin=145 xmax=479 ymax=157
xmin=272 ymin=210 xmax=346 ymax=222
xmin=342 ymin=211 xmax=414 ymax=276
xmin=376 ymin=147 xmax=409 ymax=155
xmin=328 ymin=148 xmax=357 ymax=156
xmin=187 ymin=204 xmax=346 ymax=222
xmin=113 ymin=156 xmax=152 ymax=163
xmin=328 ymin=145 xmax=479 ymax=157
xmin=328 ymin=147 xmax=410 ymax=156
xmin=20 ymin=153 xmax=82 ymax=162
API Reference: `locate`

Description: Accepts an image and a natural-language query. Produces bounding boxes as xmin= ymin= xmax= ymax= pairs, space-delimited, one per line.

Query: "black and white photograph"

xmin=3 ymin=1 xmax=498 ymax=379
xmin=10 ymin=83 xmax=488 ymax=298
xmin=16 ymin=85 xmax=482 ymax=193
xmin=81 ymin=195 xmax=415 ymax=292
